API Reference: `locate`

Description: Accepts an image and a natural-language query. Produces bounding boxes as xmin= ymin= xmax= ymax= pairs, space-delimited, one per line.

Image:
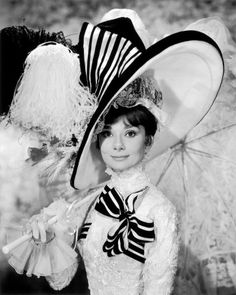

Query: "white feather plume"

xmin=9 ymin=43 xmax=97 ymax=144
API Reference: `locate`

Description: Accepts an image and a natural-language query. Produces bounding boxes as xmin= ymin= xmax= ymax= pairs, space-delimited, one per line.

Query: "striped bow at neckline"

xmin=94 ymin=185 xmax=155 ymax=263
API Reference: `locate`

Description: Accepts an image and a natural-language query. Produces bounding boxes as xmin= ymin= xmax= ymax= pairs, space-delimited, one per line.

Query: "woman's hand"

xmin=25 ymin=213 xmax=54 ymax=244
xmin=25 ymin=199 xmax=75 ymax=245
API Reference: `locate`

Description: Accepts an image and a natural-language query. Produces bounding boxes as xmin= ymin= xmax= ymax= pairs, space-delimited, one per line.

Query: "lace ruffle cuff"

xmin=6 ymin=232 xmax=77 ymax=278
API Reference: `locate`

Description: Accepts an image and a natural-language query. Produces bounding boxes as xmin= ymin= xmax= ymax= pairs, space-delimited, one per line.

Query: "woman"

xmin=3 ymin=8 xmax=225 ymax=295
xmin=75 ymin=103 xmax=178 ymax=295
xmin=28 ymin=92 xmax=179 ymax=295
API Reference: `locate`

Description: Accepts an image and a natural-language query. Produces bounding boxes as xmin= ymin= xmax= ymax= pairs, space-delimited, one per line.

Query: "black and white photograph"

xmin=0 ymin=1 xmax=236 ymax=294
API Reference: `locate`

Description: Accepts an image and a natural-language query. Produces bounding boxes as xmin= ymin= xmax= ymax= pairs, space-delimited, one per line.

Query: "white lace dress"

xmin=45 ymin=165 xmax=179 ymax=295
xmin=7 ymin=165 xmax=178 ymax=295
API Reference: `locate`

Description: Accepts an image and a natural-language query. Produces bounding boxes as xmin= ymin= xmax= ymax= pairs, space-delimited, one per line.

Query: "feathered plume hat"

xmin=5 ymin=10 xmax=224 ymax=191
xmin=70 ymin=9 xmax=224 ymax=190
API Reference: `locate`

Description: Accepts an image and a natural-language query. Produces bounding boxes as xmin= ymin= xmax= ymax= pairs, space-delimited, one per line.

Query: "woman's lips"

xmin=111 ymin=155 xmax=129 ymax=161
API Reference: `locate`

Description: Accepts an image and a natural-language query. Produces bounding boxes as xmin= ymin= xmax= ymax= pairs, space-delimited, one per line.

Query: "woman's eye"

xmin=126 ymin=130 xmax=137 ymax=137
xmin=100 ymin=130 xmax=112 ymax=138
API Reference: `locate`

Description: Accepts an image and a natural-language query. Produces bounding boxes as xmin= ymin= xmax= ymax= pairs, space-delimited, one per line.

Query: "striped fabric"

xmin=79 ymin=22 xmax=142 ymax=102
xmin=94 ymin=185 xmax=155 ymax=263
xmin=78 ymin=222 xmax=92 ymax=240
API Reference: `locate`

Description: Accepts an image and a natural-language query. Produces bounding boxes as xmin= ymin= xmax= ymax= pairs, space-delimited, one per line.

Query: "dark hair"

xmin=103 ymin=104 xmax=158 ymax=137
xmin=96 ymin=105 xmax=158 ymax=149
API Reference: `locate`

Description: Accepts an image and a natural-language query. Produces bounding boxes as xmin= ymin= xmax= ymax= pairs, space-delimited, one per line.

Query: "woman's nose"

xmin=113 ymin=135 xmax=125 ymax=151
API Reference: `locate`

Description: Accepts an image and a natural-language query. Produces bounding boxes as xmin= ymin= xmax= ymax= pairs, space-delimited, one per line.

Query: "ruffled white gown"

xmin=46 ymin=165 xmax=179 ymax=295
xmin=7 ymin=165 xmax=179 ymax=295
xmin=77 ymin=166 xmax=178 ymax=295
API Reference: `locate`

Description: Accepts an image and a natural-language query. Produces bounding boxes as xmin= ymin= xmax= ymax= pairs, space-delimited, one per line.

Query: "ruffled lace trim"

xmin=7 ymin=235 xmax=77 ymax=278
xmin=105 ymin=163 xmax=151 ymax=196
xmin=46 ymin=260 xmax=79 ymax=291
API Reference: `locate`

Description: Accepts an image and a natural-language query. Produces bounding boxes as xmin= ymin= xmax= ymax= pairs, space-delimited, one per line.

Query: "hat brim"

xmin=71 ymin=28 xmax=224 ymax=190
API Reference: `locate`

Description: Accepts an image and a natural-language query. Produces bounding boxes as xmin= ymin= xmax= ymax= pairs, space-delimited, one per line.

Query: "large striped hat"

xmin=71 ymin=9 xmax=224 ymax=190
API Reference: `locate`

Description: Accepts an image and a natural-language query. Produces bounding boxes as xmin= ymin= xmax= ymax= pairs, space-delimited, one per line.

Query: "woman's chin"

xmin=107 ymin=161 xmax=139 ymax=173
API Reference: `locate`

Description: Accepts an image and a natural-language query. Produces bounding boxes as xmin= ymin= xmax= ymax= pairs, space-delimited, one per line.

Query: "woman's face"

xmin=98 ymin=116 xmax=147 ymax=172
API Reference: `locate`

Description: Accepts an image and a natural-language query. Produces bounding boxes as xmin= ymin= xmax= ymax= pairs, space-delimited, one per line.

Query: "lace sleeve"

xmin=42 ymin=195 xmax=95 ymax=290
xmin=45 ymin=259 xmax=79 ymax=291
xmin=43 ymin=189 xmax=99 ymax=290
xmin=142 ymin=199 xmax=179 ymax=295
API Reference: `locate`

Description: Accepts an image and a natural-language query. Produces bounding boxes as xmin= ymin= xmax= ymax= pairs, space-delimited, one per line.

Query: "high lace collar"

xmin=105 ymin=163 xmax=150 ymax=196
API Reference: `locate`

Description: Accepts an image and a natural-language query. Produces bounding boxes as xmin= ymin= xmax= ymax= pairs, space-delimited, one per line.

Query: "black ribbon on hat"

xmin=94 ymin=185 xmax=155 ymax=263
